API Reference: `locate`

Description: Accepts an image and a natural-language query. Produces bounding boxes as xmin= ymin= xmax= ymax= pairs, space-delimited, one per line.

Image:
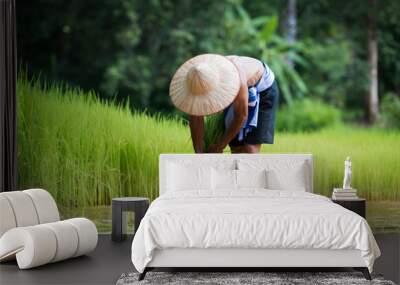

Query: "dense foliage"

xmin=277 ymin=99 xmax=341 ymax=132
xmin=380 ymin=93 xmax=400 ymax=129
xmin=17 ymin=0 xmax=400 ymax=123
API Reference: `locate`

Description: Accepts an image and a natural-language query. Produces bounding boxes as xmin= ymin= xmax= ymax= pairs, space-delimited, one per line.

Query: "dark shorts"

xmin=229 ymin=80 xmax=279 ymax=147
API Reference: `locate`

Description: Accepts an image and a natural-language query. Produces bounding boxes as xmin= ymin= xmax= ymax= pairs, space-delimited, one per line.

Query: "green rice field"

xmin=17 ymin=78 xmax=400 ymax=232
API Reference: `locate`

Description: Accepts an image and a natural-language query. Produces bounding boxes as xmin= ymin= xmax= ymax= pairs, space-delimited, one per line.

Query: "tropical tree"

xmin=367 ymin=0 xmax=379 ymax=123
xmin=285 ymin=0 xmax=297 ymax=67
xmin=223 ymin=3 xmax=307 ymax=104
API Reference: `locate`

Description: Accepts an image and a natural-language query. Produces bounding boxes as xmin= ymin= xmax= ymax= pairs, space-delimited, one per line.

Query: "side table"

xmin=332 ymin=198 xmax=366 ymax=218
xmin=112 ymin=197 xmax=150 ymax=242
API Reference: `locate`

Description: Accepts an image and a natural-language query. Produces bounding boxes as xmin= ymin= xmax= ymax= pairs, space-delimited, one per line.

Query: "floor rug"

xmin=116 ymin=271 xmax=396 ymax=285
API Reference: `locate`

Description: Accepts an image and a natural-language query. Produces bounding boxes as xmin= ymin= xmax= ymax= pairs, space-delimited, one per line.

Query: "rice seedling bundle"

xmin=204 ymin=112 xmax=225 ymax=151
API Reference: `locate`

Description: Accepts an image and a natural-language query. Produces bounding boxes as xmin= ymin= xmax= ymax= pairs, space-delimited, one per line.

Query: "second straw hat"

xmin=169 ymin=54 xmax=240 ymax=116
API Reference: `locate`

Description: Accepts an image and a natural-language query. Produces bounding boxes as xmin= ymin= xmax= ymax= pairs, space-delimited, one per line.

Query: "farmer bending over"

xmin=169 ymin=54 xmax=279 ymax=153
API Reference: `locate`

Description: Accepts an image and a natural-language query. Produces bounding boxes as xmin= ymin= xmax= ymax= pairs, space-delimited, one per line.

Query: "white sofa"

xmin=0 ymin=189 xmax=98 ymax=269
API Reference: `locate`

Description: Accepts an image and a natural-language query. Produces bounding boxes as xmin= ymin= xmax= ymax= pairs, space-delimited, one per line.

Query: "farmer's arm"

xmin=189 ymin=115 xmax=205 ymax=153
xmin=219 ymin=86 xmax=248 ymax=147
xmin=207 ymin=85 xmax=248 ymax=153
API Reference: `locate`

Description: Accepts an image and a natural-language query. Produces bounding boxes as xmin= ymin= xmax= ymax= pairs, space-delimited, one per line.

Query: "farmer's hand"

xmin=207 ymin=143 xmax=225 ymax=153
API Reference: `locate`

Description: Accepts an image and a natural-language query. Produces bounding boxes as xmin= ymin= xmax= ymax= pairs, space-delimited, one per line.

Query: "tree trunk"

xmin=286 ymin=0 xmax=296 ymax=67
xmin=367 ymin=0 xmax=379 ymax=124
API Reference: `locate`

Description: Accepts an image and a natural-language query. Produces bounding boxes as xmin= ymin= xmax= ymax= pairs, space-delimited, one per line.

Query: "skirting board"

xmin=147 ymin=248 xmax=366 ymax=268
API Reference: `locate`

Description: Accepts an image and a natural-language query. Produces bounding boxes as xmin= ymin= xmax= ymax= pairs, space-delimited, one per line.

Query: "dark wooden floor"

xmin=0 ymin=234 xmax=399 ymax=285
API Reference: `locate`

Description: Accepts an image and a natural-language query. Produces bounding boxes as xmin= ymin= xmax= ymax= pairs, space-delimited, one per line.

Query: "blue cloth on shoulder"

xmin=224 ymin=63 xmax=273 ymax=142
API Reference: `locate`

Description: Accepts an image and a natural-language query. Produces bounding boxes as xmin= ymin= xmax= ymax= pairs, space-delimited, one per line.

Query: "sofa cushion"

xmin=42 ymin=221 xmax=79 ymax=262
xmin=0 ymin=191 xmax=39 ymax=227
xmin=64 ymin=218 xmax=98 ymax=257
xmin=23 ymin=189 xmax=59 ymax=223
xmin=0 ymin=196 xmax=17 ymax=237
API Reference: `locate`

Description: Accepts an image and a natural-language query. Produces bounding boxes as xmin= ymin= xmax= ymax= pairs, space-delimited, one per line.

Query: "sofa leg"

xmin=354 ymin=267 xmax=371 ymax=280
xmin=138 ymin=268 xmax=148 ymax=281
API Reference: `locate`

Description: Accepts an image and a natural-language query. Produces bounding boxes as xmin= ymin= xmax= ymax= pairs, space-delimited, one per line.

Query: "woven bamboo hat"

xmin=169 ymin=54 xmax=240 ymax=116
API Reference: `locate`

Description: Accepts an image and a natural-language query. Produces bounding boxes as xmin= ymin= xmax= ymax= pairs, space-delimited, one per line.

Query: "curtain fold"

xmin=0 ymin=0 xmax=17 ymax=192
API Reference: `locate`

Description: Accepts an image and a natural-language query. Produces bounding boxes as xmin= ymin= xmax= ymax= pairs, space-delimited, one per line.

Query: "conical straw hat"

xmin=169 ymin=54 xmax=240 ymax=116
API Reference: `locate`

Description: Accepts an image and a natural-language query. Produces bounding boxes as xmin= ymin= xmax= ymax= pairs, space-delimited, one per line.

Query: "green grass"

xmin=17 ymin=77 xmax=400 ymax=209
xmin=17 ymin=78 xmax=192 ymax=207
xmin=266 ymin=127 xmax=400 ymax=200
